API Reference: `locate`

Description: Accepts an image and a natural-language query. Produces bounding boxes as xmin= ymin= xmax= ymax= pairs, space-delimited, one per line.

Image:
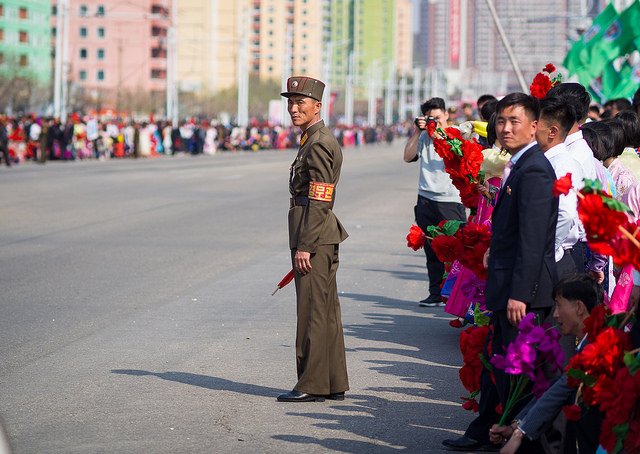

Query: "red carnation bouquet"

xmin=562 ymin=304 xmax=640 ymax=453
xmin=458 ymin=305 xmax=492 ymax=412
xmin=430 ymin=126 xmax=485 ymax=209
xmin=553 ymin=174 xmax=640 ymax=269
xmin=530 ymin=63 xmax=563 ymax=99
xmin=426 ymin=221 xmax=492 ymax=280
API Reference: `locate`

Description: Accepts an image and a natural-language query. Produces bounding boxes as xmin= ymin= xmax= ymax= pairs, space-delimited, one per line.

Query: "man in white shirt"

xmin=536 ymin=97 xmax=583 ymax=278
xmin=546 ymin=83 xmax=598 ymax=274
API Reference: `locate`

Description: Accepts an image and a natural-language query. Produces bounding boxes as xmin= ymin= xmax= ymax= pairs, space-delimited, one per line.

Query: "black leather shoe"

xmin=326 ymin=392 xmax=345 ymax=401
xmin=442 ymin=436 xmax=498 ymax=452
xmin=277 ymin=390 xmax=325 ymax=402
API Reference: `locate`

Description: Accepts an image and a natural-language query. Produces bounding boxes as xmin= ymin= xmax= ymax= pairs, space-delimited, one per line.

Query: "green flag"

xmin=581 ymin=1 xmax=640 ymax=80
xmin=601 ymin=61 xmax=623 ymax=98
xmin=564 ymin=3 xmax=618 ymax=75
xmin=562 ymin=3 xmax=617 ymax=76
xmin=611 ymin=60 xmax=640 ymax=99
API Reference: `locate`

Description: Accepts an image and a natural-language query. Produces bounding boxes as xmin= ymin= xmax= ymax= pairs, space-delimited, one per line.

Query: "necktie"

xmin=501 ymin=160 xmax=514 ymax=187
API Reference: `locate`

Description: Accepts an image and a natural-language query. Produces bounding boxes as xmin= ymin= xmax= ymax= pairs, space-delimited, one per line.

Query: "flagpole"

xmin=484 ymin=0 xmax=528 ymax=92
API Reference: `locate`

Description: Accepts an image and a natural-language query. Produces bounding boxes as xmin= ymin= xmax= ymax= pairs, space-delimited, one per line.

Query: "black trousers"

xmin=414 ymin=195 xmax=465 ymax=299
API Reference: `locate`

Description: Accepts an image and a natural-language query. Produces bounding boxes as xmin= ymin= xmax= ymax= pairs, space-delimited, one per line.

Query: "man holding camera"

xmin=403 ymin=97 xmax=466 ymax=307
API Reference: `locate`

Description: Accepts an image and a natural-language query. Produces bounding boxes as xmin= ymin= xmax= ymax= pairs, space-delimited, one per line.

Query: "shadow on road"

xmin=110 ymin=369 xmax=284 ymax=397
xmin=273 ymin=393 xmax=461 ymax=453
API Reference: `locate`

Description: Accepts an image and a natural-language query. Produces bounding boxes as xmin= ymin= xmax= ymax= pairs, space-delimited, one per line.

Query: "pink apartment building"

xmin=52 ymin=0 xmax=170 ymax=108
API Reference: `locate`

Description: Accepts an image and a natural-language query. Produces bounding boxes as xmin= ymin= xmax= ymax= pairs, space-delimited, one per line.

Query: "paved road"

xmin=0 ymin=144 xmax=473 ymax=453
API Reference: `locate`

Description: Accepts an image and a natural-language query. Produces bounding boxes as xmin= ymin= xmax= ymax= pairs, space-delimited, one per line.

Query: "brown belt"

xmin=290 ymin=196 xmax=309 ymax=207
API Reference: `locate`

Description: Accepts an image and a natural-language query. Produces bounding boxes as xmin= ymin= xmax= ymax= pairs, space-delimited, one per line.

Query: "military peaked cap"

xmin=280 ymin=76 xmax=325 ymax=102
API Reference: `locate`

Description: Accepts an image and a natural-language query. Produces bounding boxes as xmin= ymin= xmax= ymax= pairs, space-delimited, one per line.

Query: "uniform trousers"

xmin=292 ymin=244 xmax=349 ymax=395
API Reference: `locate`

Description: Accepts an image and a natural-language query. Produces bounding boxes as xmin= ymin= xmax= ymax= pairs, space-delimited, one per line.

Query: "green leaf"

xmin=624 ymin=352 xmax=640 ymax=375
xmin=601 ymin=196 xmax=632 ymax=213
xmin=426 ymin=225 xmax=442 ymax=237
xmin=440 ymin=220 xmax=464 ymax=236
xmin=566 ymin=368 xmax=597 ymax=387
xmin=613 ymin=422 xmax=629 ymax=454
xmin=581 ymin=178 xmax=603 ymax=193
xmin=474 ymin=304 xmax=491 ymax=327
xmin=479 ymin=353 xmax=493 ymax=372
xmin=450 ymin=138 xmax=463 ymax=156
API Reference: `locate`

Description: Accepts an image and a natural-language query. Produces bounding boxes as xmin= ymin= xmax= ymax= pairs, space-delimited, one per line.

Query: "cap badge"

xmin=291 ymin=81 xmax=298 ymax=88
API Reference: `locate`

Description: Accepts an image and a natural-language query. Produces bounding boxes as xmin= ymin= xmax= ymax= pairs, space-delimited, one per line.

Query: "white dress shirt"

xmin=545 ymin=142 xmax=582 ymax=262
xmin=565 ymin=130 xmax=597 ymax=187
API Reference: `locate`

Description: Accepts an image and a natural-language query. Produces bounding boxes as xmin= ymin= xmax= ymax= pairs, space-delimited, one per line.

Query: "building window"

xmin=151 ymin=69 xmax=166 ymax=79
xmin=79 ymin=5 xmax=87 ymax=16
xmin=151 ymin=26 xmax=166 ymax=37
xmin=51 ymin=26 xmax=56 ymax=37
xmin=0 ymin=29 xmax=3 ymax=42
xmin=80 ymin=48 xmax=87 ymax=58
xmin=97 ymin=70 xmax=104 ymax=81
xmin=96 ymin=5 xmax=105 ymax=16
xmin=0 ymin=53 xmax=4 ymax=64
xmin=97 ymin=27 xmax=105 ymax=38
xmin=19 ymin=7 xmax=27 ymax=19
xmin=97 ymin=48 xmax=104 ymax=59
xmin=19 ymin=55 xmax=27 ymax=67
xmin=79 ymin=70 xmax=87 ymax=80
xmin=80 ymin=27 xmax=87 ymax=37
xmin=19 ymin=31 xmax=28 ymax=43
xmin=151 ymin=47 xmax=166 ymax=58
xmin=51 ymin=5 xmax=56 ymax=15
xmin=0 ymin=4 xmax=4 ymax=17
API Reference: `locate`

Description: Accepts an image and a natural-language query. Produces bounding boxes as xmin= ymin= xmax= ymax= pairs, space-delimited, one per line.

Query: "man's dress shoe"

xmin=442 ymin=436 xmax=499 ymax=452
xmin=277 ymin=390 xmax=325 ymax=402
xmin=326 ymin=392 xmax=345 ymax=401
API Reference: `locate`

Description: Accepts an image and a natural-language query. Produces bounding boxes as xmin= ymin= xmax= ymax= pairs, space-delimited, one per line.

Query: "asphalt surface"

xmin=0 ymin=143 xmax=474 ymax=453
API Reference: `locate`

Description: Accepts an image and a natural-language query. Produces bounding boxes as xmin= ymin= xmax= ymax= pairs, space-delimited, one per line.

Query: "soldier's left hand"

xmin=294 ymin=250 xmax=312 ymax=274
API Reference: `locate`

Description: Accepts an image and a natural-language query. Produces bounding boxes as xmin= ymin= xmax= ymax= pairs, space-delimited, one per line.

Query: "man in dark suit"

xmin=443 ymin=93 xmax=559 ymax=451
xmin=277 ymin=76 xmax=349 ymax=403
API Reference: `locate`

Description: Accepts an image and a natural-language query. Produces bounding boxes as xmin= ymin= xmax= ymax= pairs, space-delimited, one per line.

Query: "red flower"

xmin=578 ymin=193 xmax=628 ymax=242
xmin=530 ymin=73 xmax=552 ymax=99
xmin=543 ymin=63 xmax=556 ymax=74
xmin=599 ymin=418 xmax=618 ymax=453
xmin=426 ymin=121 xmax=437 ymax=137
xmin=406 ymin=225 xmax=426 ymax=251
xmin=461 ymin=397 xmax=480 ymax=412
xmin=431 ymin=235 xmax=464 ymax=263
xmin=460 ymin=364 xmax=482 ymax=392
xmin=449 ymin=319 xmax=463 ymax=328
xmin=598 ymin=368 xmax=639 ymax=425
xmin=434 ymin=139 xmax=454 ymax=161
xmin=561 ymin=404 xmax=582 ymax=421
xmin=553 ymin=173 xmax=573 ymax=196
xmin=458 ymin=223 xmax=491 ymax=247
xmin=624 ymin=418 xmax=640 ymax=453
xmin=495 ymin=402 xmax=503 ymax=415
xmin=582 ymin=304 xmax=609 ymax=339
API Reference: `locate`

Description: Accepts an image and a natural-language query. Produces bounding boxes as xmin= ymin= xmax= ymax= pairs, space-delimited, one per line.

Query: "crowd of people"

xmin=404 ymin=82 xmax=640 ymax=454
xmin=0 ymin=113 xmax=405 ymax=167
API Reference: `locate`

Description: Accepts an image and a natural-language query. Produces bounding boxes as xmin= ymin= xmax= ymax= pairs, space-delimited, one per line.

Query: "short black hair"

xmin=477 ymin=94 xmax=497 ymax=108
xmin=552 ymin=274 xmax=603 ymax=312
xmin=546 ymin=83 xmax=591 ymax=124
xmin=421 ymin=97 xmax=446 ymax=115
xmin=615 ymin=110 xmax=640 ymax=148
xmin=539 ymin=97 xmax=574 ymax=136
xmin=487 ymin=112 xmax=497 ymax=147
xmin=609 ymin=98 xmax=633 ymax=112
xmin=581 ymin=121 xmax=616 ymax=161
xmin=580 ymin=126 xmax=603 ymax=161
xmin=480 ymin=99 xmax=498 ymax=122
xmin=496 ymin=92 xmax=539 ymax=121
xmin=602 ymin=118 xmax=627 ymax=157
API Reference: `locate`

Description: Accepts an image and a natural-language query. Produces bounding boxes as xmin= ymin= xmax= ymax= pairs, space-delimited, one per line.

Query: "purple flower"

xmin=517 ymin=313 xmax=537 ymax=334
xmin=531 ymin=369 xmax=550 ymax=398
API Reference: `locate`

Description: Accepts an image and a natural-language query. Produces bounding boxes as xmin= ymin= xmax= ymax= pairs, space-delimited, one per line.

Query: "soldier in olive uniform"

xmin=277 ymin=76 xmax=349 ymax=403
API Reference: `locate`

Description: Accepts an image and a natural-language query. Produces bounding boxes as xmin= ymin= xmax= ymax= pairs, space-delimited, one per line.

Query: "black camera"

xmin=414 ymin=116 xmax=437 ymax=130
